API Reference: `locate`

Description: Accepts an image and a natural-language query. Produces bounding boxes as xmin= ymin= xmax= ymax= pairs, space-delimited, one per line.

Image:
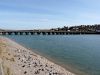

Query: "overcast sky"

xmin=0 ymin=0 xmax=100 ymax=29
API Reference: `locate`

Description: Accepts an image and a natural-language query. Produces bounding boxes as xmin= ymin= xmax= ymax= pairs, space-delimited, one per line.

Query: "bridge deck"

xmin=0 ymin=30 xmax=100 ymax=35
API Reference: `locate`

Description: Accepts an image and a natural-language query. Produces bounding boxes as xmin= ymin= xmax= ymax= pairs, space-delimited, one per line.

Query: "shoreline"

xmin=9 ymin=37 xmax=87 ymax=75
xmin=0 ymin=36 xmax=75 ymax=75
xmin=29 ymin=48 xmax=87 ymax=75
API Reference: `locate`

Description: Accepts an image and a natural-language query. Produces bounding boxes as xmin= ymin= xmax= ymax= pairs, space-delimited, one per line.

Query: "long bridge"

xmin=0 ymin=30 xmax=100 ymax=35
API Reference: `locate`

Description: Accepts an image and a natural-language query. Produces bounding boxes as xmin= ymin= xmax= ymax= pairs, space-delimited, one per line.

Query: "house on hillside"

xmin=96 ymin=27 xmax=100 ymax=32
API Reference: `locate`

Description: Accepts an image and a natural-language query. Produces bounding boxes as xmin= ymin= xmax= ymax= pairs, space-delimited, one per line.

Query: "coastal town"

xmin=51 ymin=24 xmax=100 ymax=32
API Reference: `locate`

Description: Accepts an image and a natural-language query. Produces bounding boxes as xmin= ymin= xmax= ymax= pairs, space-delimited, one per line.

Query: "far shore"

xmin=0 ymin=36 xmax=75 ymax=75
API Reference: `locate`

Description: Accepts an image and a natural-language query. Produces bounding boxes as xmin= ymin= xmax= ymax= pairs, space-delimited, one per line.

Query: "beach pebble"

xmin=0 ymin=37 xmax=75 ymax=75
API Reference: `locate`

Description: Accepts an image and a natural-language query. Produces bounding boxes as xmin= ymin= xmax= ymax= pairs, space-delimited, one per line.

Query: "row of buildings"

xmin=51 ymin=24 xmax=100 ymax=32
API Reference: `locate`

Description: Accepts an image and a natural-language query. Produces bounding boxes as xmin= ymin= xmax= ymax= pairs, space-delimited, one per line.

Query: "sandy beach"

xmin=0 ymin=36 xmax=75 ymax=75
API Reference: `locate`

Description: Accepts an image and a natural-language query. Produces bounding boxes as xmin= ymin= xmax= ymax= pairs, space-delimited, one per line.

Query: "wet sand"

xmin=0 ymin=36 xmax=75 ymax=75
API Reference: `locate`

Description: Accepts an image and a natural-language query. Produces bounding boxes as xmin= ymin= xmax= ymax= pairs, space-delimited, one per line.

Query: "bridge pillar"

xmin=30 ymin=32 xmax=34 ymax=35
xmin=42 ymin=32 xmax=46 ymax=35
xmin=60 ymin=32 xmax=63 ymax=35
xmin=19 ymin=32 xmax=23 ymax=35
xmin=37 ymin=32 xmax=41 ymax=35
xmin=47 ymin=32 xmax=51 ymax=35
xmin=14 ymin=32 xmax=18 ymax=35
xmin=55 ymin=32 xmax=59 ymax=35
xmin=2 ymin=32 xmax=7 ymax=35
xmin=65 ymin=32 xmax=68 ymax=35
xmin=51 ymin=32 xmax=55 ymax=35
xmin=8 ymin=32 xmax=12 ymax=35
xmin=25 ymin=32 xmax=29 ymax=35
xmin=0 ymin=32 xmax=1 ymax=35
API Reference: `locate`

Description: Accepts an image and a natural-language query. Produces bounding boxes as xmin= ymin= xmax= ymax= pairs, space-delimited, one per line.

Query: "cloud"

xmin=79 ymin=12 xmax=100 ymax=20
xmin=35 ymin=19 xmax=49 ymax=22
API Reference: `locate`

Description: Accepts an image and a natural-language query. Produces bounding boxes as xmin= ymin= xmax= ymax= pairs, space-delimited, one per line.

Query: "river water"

xmin=4 ymin=35 xmax=100 ymax=75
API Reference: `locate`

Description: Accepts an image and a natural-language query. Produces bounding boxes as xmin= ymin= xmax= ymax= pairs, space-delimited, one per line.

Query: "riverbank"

xmin=0 ymin=36 xmax=75 ymax=75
